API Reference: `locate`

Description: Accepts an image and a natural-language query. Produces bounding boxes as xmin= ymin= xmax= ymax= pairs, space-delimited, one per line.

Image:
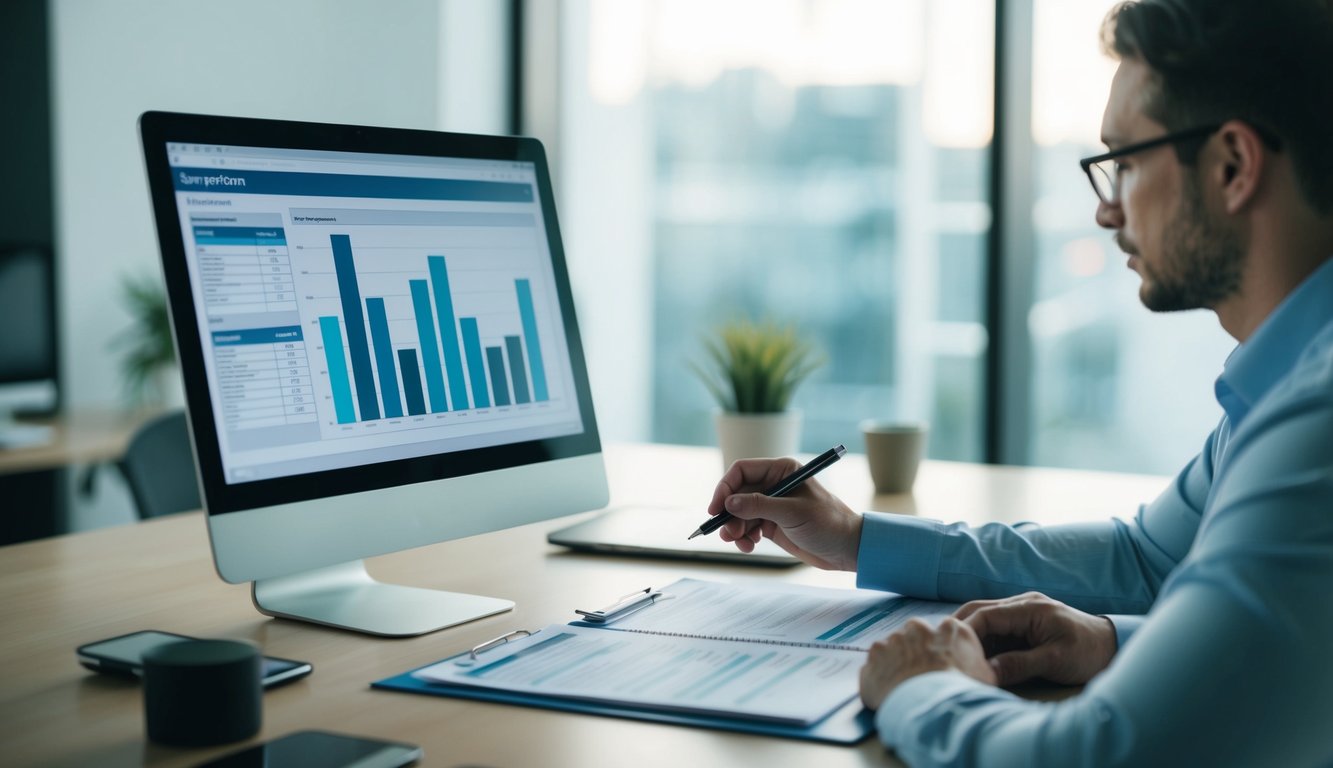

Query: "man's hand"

xmin=706 ymin=457 xmax=863 ymax=571
xmin=859 ymin=617 xmax=997 ymax=709
xmin=956 ymin=592 xmax=1118 ymax=686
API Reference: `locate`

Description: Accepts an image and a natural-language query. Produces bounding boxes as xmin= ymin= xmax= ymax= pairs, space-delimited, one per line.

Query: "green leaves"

xmin=691 ymin=320 xmax=823 ymax=414
xmin=114 ymin=272 xmax=176 ymax=403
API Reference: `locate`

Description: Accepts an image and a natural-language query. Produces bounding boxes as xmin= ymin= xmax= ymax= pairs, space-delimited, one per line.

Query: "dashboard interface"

xmin=166 ymin=143 xmax=584 ymax=484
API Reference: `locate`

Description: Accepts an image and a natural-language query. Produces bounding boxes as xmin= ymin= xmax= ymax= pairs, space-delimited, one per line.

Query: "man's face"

xmin=1096 ymin=58 xmax=1243 ymax=312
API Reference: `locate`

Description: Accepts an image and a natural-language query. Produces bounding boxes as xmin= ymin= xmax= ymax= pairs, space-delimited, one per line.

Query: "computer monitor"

xmin=139 ymin=112 xmax=608 ymax=637
xmin=0 ymin=245 xmax=59 ymax=442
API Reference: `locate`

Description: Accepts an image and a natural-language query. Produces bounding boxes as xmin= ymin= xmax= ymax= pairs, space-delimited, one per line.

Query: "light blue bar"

xmin=675 ymin=653 xmax=754 ymax=700
xmin=428 ymin=256 xmax=469 ymax=410
xmin=693 ymin=652 xmax=774 ymax=699
xmin=628 ymin=649 xmax=698 ymax=694
xmin=409 ymin=280 xmax=448 ymax=413
xmin=735 ymin=655 xmax=816 ymax=705
xmin=459 ymin=318 xmax=490 ymax=408
xmin=318 ymin=316 xmax=356 ymax=424
xmin=365 ymin=298 xmax=404 ymax=418
xmin=515 ymin=279 xmax=548 ymax=401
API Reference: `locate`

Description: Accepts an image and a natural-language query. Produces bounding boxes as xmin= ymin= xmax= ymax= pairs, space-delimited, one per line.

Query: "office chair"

xmin=117 ymin=410 xmax=201 ymax=519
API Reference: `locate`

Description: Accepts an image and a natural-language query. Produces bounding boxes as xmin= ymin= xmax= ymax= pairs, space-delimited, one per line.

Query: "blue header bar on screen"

xmin=213 ymin=326 xmax=305 ymax=346
xmin=172 ymin=167 xmax=533 ymax=203
xmin=193 ymin=226 xmax=288 ymax=245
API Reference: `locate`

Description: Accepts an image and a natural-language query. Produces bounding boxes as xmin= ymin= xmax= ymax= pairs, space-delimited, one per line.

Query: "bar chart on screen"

xmin=286 ymin=223 xmax=574 ymax=441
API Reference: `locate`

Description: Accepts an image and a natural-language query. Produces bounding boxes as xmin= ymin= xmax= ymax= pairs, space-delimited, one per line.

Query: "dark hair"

xmin=1103 ymin=0 xmax=1333 ymax=213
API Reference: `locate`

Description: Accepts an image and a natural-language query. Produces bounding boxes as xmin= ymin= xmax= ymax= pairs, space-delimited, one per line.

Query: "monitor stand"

xmin=251 ymin=559 xmax=513 ymax=637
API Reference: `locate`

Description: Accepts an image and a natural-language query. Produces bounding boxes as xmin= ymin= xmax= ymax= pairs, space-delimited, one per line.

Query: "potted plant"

xmin=114 ymin=272 xmax=180 ymax=405
xmin=692 ymin=319 xmax=823 ymax=467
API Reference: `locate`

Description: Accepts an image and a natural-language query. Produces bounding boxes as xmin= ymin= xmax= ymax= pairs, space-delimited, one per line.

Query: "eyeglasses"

xmin=1079 ymin=124 xmax=1221 ymax=205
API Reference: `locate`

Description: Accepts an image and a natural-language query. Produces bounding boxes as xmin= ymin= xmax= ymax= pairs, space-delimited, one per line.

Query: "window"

xmin=1026 ymin=0 xmax=1231 ymax=472
xmin=559 ymin=0 xmax=992 ymax=461
xmin=546 ymin=0 xmax=1233 ymax=474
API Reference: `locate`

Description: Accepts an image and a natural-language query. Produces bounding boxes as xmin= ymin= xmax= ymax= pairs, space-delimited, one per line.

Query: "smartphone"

xmin=76 ymin=630 xmax=312 ymax=688
xmin=196 ymin=730 xmax=421 ymax=768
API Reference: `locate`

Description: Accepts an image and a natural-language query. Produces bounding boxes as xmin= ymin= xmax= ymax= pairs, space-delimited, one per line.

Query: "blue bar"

xmin=192 ymin=226 xmax=288 ymax=246
xmin=330 ymin=235 xmax=379 ymax=421
xmin=816 ymin=600 xmax=906 ymax=643
xmin=486 ymin=346 xmax=511 ymax=406
xmin=365 ymin=298 xmax=403 ymax=418
xmin=428 ymin=256 xmax=469 ymax=410
xmin=408 ymin=280 xmax=448 ymax=413
xmin=515 ymin=279 xmax=548 ymax=401
xmin=212 ymin=326 xmax=303 ymax=346
xmin=171 ymin=167 xmax=533 ymax=203
xmin=504 ymin=336 xmax=530 ymax=404
xmin=459 ymin=318 xmax=489 ymax=408
xmin=397 ymin=349 xmax=427 ymax=416
xmin=318 ymin=317 xmax=356 ymax=424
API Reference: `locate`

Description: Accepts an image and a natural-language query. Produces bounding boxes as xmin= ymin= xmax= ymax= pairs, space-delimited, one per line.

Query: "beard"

xmin=1136 ymin=174 xmax=1244 ymax=312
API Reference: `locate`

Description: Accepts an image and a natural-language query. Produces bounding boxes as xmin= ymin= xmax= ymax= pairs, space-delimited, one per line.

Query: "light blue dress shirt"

xmin=855 ymin=258 xmax=1333 ymax=767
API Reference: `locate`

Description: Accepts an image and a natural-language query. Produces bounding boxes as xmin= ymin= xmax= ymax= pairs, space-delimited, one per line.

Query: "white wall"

xmin=439 ymin=0 xmax=510 ymax=135
xmin=554 ymin=0 xmax=654 ymax=443
xmin=51 ymin=0 xmax=444 ymax=407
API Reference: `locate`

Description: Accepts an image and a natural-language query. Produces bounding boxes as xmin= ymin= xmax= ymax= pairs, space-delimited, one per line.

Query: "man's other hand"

xmin=956 ymin=592 xmax=1118 ymax=686
xmin=860 ymin=617 xmax=997 ymax=709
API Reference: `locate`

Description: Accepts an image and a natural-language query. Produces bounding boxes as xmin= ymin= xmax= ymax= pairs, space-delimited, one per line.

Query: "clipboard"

xmin=372 ymin=657 xmax=874 ymax=745
xmin=368 ymin=578 xmax=949 ymax=746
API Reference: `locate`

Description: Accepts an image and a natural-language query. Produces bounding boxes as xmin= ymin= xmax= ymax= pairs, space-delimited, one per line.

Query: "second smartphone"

xmin=77 ymin=630 xmax=312 ymax=688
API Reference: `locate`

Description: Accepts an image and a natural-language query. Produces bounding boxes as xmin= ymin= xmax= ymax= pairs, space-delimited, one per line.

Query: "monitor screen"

xmin=140 ymin=113 xmax=606 ymax=635
xmin=0 ymin=245 xmax=58 ymax=416
xmin=165 ymin=144 xmax=584 ymax=486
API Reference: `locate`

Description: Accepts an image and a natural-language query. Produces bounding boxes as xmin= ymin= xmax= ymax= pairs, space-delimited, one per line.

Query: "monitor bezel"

xmin=139 ymin=111 xmax=601 ymax=516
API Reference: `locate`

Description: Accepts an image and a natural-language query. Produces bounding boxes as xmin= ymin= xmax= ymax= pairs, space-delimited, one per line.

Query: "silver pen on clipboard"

xmin=574 ymin=587 xmax=669 ymax=623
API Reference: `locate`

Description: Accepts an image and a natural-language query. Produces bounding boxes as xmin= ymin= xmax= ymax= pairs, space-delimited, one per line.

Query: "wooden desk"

xmin=0 ymin=408 xmax=162 ymax=545
xmin=0 ymin=443 xmax=1169 ymax=768
xmin=0 ymin=408 xmax=158 ymax=476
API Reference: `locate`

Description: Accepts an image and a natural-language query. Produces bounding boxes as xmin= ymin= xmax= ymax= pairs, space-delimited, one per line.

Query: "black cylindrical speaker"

xmin=143 ymin=639 xmax=262 ymax=746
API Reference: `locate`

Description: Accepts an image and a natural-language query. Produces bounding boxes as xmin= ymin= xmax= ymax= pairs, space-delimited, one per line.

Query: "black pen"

xmin=688 ymin=444 xmax=846 ymax=540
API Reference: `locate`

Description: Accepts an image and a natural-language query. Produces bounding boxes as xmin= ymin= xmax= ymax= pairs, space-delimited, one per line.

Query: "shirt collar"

xmin=1215 ymin=257 xmax=1333 ymax=425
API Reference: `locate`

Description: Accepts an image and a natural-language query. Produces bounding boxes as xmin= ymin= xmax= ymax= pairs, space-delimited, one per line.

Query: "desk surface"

xmin=0 ymin=443 xmax=1169 ymax=768
xmin=0 ymin=408 xmax=159 ymax=475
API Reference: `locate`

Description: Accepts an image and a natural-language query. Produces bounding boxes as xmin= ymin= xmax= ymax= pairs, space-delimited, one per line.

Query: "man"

xmin=707 ymin=0 xmax=1333 ymax=764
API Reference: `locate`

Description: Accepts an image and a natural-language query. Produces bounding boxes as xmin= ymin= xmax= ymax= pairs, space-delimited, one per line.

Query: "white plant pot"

xmin=713 ymin=409 xmax=802 ymax=469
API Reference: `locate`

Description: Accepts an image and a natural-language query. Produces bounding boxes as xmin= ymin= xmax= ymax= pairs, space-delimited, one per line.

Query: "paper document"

xmin=605 ymin=578 xmax=958 ymax=650
xmin=408 ymin=578 xmax=958 ymax=730
xmin=414 ymin=623 xmax=864 ymax=725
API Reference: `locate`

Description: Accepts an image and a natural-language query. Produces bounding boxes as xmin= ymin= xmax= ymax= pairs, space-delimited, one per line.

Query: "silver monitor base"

xmin=251 ymin=560 xmax=513 ymax=637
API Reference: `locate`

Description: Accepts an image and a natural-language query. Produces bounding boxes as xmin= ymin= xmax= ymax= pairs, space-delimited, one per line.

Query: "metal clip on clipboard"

xmin=454 ymin=629 xmax=532 ymax=667
xmin=574 ymin=587 xmax=668 ymax=623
